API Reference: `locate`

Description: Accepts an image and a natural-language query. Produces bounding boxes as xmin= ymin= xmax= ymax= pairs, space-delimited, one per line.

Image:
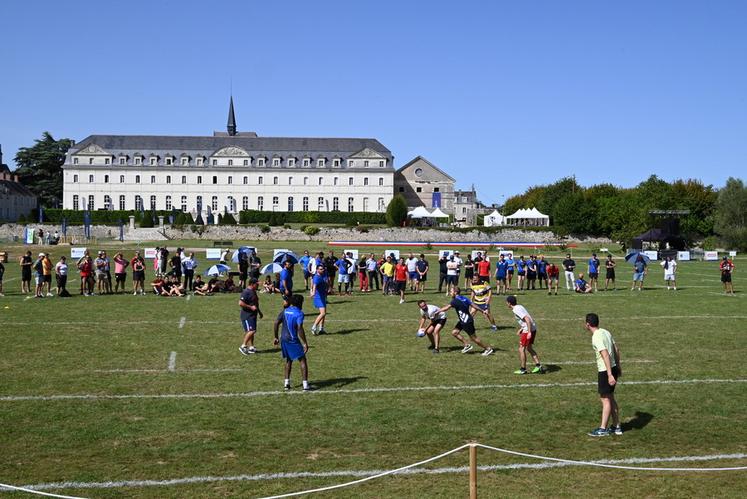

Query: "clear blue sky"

xmin=2 ymin=0 xmax=745 ymax=205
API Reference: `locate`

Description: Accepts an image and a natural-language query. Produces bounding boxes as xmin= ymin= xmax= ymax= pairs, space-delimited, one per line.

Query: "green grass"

xmin=0 ymin=241 xmax=745 ymax=498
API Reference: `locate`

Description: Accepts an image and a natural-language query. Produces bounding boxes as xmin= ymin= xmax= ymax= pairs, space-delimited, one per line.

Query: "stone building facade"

xmin=393 ymin=156 xmax=455 ymax=213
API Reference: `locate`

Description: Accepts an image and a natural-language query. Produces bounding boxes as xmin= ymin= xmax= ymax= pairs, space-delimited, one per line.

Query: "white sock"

xmin=302 ymin=380 xmax=309 ymax=389
xmin=284 ymin=379 xmax=290 ymax=386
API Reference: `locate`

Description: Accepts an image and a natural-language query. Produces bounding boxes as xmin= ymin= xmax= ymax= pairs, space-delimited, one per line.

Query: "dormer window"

xmin=257 ymin=157 xmax=266 ymax=167
xmin=287 ymin=158 xmax=296 ymax=167
xmin=317 ymin=158 xmax=325 ymax=167
xmin=105 ymin=158 xmax=110 ymax=165
xmin=347 ymin=160 xmax=354 ymax=168
xmin=379 ymin=160 xmax=385 ymax=167
xmin=228 ymin=159 xmax=233 ymax=166
xmin=135 ymin=157 xmax=142 ymax=165
xmin=333 ymin=159 xmax=341 ymax=167
xmin=196 ymin=158 xmax=203 ymax=166
xmin=181 ymin=158 xmax=188 ymax=166
xmin=212 ymin=159 xmax=217 ymax=166
xmin=303 ymin=158 xmax=310 ymax=167
xmin=272 ymin=158 xmax=281 ymax=167
xmin=364 ymin=160 xmax=369 ymax=167
xmin=150 ymin=157 xmax=157 ymax=166
xmin=165 ymin=157 xmax=173 ymax=166
xmin=89 ymin=158 xmax=94 ymax=165
xmin=119 ymin=158 xmax=126 ymax=165
xmin=73 ymin=157 xmax=79 ymax=165
xmin=243 ymin=159 xmax=249 ymax=166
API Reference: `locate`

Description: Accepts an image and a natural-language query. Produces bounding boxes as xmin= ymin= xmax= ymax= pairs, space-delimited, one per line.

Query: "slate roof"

xmin=0 ymin=179 xmax=36 ymax=197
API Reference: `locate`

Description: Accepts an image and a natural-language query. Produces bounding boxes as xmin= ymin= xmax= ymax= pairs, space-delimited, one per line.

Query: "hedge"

xmin=238 ymin=210 xmax=386 ymax=225
xmin=37 ymin=209 xmax=174 ymax=225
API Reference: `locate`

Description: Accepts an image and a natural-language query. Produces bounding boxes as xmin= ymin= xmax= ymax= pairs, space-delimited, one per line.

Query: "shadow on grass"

xmin=542 ymin=364 xmax=562 ymax=373
xmin=329 ymin=328 xmax=367 ymax=336
xmin=313 ymin=376 xmax=368 ymax=389
xmin=622 ymin=411 xmax=654 ymax=432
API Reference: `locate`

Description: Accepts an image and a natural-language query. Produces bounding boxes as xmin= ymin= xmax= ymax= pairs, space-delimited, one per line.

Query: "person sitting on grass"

xmin=166 ymin=276 xmax=184 ymax=297
xmin=193 ymin=275 xmax=212 ymax=295
xmin=223 ymin=276 xmax=237 ymax=293
xmin=262 ymin=275 xmax=279 ymax=294
xmin=575 ymin=273 xmax=593 ymax=293
xmin=152 ymin=277 xmax=167 ymax=295
xmin=207 ymin=277 xmax=222 ymax=294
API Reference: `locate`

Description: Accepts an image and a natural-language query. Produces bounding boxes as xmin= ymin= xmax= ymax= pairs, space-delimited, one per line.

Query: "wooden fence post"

xmin=469 ymin=443 xmax=477 ymax=499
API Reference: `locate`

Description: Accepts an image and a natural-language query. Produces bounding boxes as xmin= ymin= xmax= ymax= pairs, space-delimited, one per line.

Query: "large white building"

xmin=62 ymin=99 xmax=394 ymax=216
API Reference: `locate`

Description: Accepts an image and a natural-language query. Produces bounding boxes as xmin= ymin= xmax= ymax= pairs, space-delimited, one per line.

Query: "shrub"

xmin=139 ymin=212 xmax=154 ymax=228
xmin=304 ymin=226 xmax=320 ymax=236
xmin=238 ymin=210 xmax=385 ymax=225
xmin=17 ymin=214 xmax=27 ymax=224
xmin=221 ymin=213 xmax=237 ymax=225
xmin=385 ymin=195 xmax=408 ymax=227
xmin=183 ymin=212 xmax=194 ymax=224
xmin=39 ymin=209 xmax=174 ymax=226
xmin=260 ymin=225 xmax=271 ymax=233
xmin=194 ymin=213 xmax=204 ymax=225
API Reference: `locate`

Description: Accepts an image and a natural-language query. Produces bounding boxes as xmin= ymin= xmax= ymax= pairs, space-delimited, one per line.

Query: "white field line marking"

xmin=14 ymin=453 xmax=747 ymax=493
xmin=1 ymin=378 xmax=744 ymax=403
xmin=167 ymin=352 xmax=176 ymax=372
xmin=186 ymin=294 xmax=192 ymax=301
xmin=549 ymin=359 xmax=654 ymax=365
xmin=178 ymin=316 xmax=186 ymax=329
xmin=93 ymin=368 xmax=243 ymax=374
xmin=24 ymin=296 xmax=32 ymax=301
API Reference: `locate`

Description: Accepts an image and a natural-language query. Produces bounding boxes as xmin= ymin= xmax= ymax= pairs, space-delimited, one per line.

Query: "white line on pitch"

xmin=186 ymin=294 xmax=192 ymax=301
xmin=167 ymin=352 xmax=176 ymax=372
xmin=15 ymin=452 xmax=747 ymax=492
xmin=94 ymin=368 xmax=244 ymax=374
xmin=178 ymin=317 xmax=186 ymax=329
xmin=549 ymin=359 xmax=655 ymax=365
xmin=1 ymin=378 xmax=744 ymax=403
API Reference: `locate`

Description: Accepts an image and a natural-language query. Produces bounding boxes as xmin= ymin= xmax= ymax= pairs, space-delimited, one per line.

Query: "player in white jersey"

xmin=417 ymin=300 xmax=448 ymax=353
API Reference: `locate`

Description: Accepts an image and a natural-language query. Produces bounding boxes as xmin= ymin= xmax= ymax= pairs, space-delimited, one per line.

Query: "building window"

xmin=196 ymin=158 xmax=203 ymax=166
xmin=348 ymin=177 xmax=353 ymax=186
xmin=166 ymin=158 xmax=172 ymax=166
xmin=272 ymin=158 xmax=280 ymax=167
xmin=135 ymin=175 xmax=140 ymax=184
xmin=181 ymin=196 xmax=187 ymax=212
xmin=347 ymin=160 xmax=353 ymax=167
xmin=258 ymin=176 xmax=263 ymax=185
xmin=89 ymin=174 xmax=94 ymax=183
xmin=334 ymin=177 xmax=339 ymax=186
xmin=212 ymin=159 xmax=218 ymax=166
xmin=211 ymin=196 xmax=218 ymax=211
xmin=272 ymin=196 xmax=279 ymax=209
xmin=197 ymin=176 xmax=202 ymax=184
xmin=182 ymin=176 xmax=186 ymax=184
xmin=182 ymin=158 xmax=188 ymax=166
xmin=196 ymin=196 xmax=202 ymax=211
xmin=73 ymin=195 xmax=79 ymax=210
xmin=378 ymin=198 xmax=385 ymax=211
xmin=379 ymin=160 xmax=385 ymax=167
xmin=257 ymin=157 xmax=265 ymax=167
xmin=151 ymin=175 xmax=156 ymax=184
xmin=288 ymin=158 xmax=295 ymax=167
xmin=273 ymin=176 xmax=278 ymax=185
xmin=150 ymin=195 xmax=156 ymax=210
xmin=303 ymin=196 xmax=309 ymax=211
xmin=434 ymin=187 xmax=440 ymax=192
xmin=364 ymin=177 xmax=369 ymax=186
xmin=135 ymin=157 xmax=142 ymax=165
xmin=416 ymin=187 xmax=422 ymax=193
xmin=288 ymin=196 xmax=294 ymax=211
xmin=119 ymin=195 xmax=126 ymax=210
xmin=228 ymin=196 xmax=236 ymax=212
xmin=463 ymin=207 xmax=467 ymax=214
xmin=150 ymin=158 xmax=157 ymax=166
xmin=104 ymin=175 xmax=109 ymax=183
xmin=165 ymin=195 xmax=172 ymax=210
xmin=73 ymin=158 xmax=79 ymax=165
xmin=105 ymin=158 xmax=110 ymax=165
xmin=303 ymin=158 xmax=310 ymax=167
xmin=243 ymin=159 xmax=249 ymax=166
xmin=318 ymin=197 xmax=324 ymax=211
xmin=257 ymin=196 xmax=264 ymax=211
xmin=87 ymin=195 xmax=95 ymax=210
xmin=398 ymin=187 xmax=404 ymax=192
xmin=73 ymin=174 xmax=78 ymax=183
xmin=228 ymin=176 xmax=232 ymax=185
xmin=288 ymin=176 xmax=293 ymax=185
xmin=243 ymin=176 xmax=248 ymax=185
xmin=303 ymin=177 xmax=308 ymax=186
xmin=333 ymin=197 xmax=339 ymax=211
xmin=333 ymin=159 xmax=341 ymax=167
xmin=364 ymin=160 xmax=369 ymax=167
xmin=318 ymin=177 xmax=323 ymax=186
xmin=212 ymin=176 xmax=218 ymax=184
xmin=242 ymin=196 xmax=249 ymax=210
xmin=120 ymin=158 xmax=126 ymax=165
xmin=89 ymin=158 xmax=94 ymax=165
xmin=228 ymin=159 xmax=233 ymax=166
xmin=119 ymin=175 xmax=124 ymax=183
xmin=363 ymin=197 xmax=369 ymax=211
xmin=317 ymin=158 xmax=325 ymax=167
xmin=135 ymin=195 xmax=143 ymax=211
xmin=166 ymin=175 xmax=171 ymax=184
xmin=348 ymin=197 xmax=354 ymax=212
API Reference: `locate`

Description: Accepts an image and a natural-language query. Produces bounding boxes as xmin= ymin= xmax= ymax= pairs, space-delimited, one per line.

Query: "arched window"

xmin=288 ymin=196 xmax=294 ymax=211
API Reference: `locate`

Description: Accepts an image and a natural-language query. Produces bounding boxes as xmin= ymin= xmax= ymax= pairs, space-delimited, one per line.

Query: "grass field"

xmin=0 ymin=240 xmax=745 ymax=498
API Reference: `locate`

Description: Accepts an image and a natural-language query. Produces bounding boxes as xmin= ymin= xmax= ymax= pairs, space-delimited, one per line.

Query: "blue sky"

xmin=1 ymin=1 xmax=745 ymax=205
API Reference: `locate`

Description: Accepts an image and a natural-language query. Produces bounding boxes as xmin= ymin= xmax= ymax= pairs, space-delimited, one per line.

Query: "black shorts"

xmin=464 ymin=270 xmax=474 ymax=279
xmin=538 ymin=272 xmax=547 ymax=279
xmin=455 ymin=320 xmax=476 ymax=336
xmin=430 ymin=318 xmax=447 ymax=328
xmin=478 ymin=275 xmax=489 ymax=284
xmin=606 ymin=269 xmax=615 ymax=279
xmin=517 ymin=271 xmax=525 ymax=276
xmin=721 ymin=273 xmax=732 ymax=283
xmin=589 ymin=272 xmax=599 ymax=279
xmin=133 ymin=271 xmax=145 ymax=281
xmin=22 ymin=269 xmax=31 ymax=281
xmin=44 ymin=275 xmax=52 ymax=283
xmin=55 ymin=275 xmax=67 ymax=288
xmin=598 ymin=365 xmax=621 ymax=395
xmin=394 ymin=280 xmax=406 ymax=292
xmin=527 ymin=272 xmax=536 ymax=279
xmin=115 ymin=272 xmax=127 ymax=283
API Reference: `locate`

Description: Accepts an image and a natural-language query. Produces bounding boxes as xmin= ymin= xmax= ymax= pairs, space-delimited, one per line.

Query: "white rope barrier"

xmin=0 ymin=483 xmax=85 ymax=499
xmin=475 ymin=443 xmax=747 ymax=472
xmin=256 ymin=443 xmax=472 ymax=499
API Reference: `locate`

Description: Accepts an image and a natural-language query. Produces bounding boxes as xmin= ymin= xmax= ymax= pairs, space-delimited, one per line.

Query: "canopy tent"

xmin=483 ymin=210 xmax=505 ymax=227
xmin=506 ymin=207 xmax=550 ymax=227
xmin=632 ymin=228 xmax=687 ymax=251
xmin=430 ymin=207 xmax=449 ymax=218
xmin=408 ymin=206 xmax=432 ymax=219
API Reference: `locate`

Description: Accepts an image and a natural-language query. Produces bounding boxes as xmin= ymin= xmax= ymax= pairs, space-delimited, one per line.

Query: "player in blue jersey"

xmin=310 ymin=264 xmax=328 ymax=335
xmin=298 ymin=250 xmax=312 ymax=291
xmin=278 ymin=260 xmax=294 ymax=303
xmin=438 ymin=287 xmax=494 ymax=356
xmin=516 ymin=256 xmax=528 ymax=291
xmin=588 ymin=253 xmax=600 ymax=293
xmin=273 ymin=294 xmax=311 ymax=391
xmin=495 ymin=254 xmax=509 ymax=295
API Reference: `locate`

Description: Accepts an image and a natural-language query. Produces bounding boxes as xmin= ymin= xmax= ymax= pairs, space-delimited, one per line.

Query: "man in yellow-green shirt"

xmin=585 ymin=313 xmax=622 ymax=437
xmin=469 ymin=276 xmax=498 ymax=331
xmin=380 ymin=256 xmax=395 ymax=296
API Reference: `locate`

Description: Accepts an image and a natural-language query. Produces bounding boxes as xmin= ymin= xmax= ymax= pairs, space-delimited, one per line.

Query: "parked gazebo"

xmin=506 ymin=207 xmax=550 ymax=227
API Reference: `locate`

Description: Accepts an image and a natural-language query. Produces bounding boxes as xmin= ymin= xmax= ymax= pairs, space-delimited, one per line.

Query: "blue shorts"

xmin=408 ymin=271 xmax=418 ymax=280
xmin=633 ymin=272 xmax=645 ymax=282
xmin=281 ymin=341 xmax=305 ymax=361
xmin=303 ymin=270 xmax=311 ymax=279
xmin=313 ymin=294 xmax=327 ymax=309
xmin=475 ymin=303 xmax=489 ymax=311
xmin=241 ymin=317 xmax=257 ymax=332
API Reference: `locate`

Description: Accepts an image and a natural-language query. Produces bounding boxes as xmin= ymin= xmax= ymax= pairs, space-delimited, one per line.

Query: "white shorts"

xmin=664 ymin=274 xmax=676 ymax=281
xmin=338 ymin=274 xmax=349 ymax=283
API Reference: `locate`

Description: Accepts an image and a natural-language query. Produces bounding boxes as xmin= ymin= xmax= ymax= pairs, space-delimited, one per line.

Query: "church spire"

xmin=227 ymin=96 xmax=237 ymax=136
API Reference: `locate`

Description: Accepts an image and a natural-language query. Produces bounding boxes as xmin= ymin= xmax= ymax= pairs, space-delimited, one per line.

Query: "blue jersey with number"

xmin=451 ymin=295 xmax=474 ymax=324
xmin=279 ymin=268 xmax=293 ymax=293
xmin=279 ymin=306 xmax=304 ymax=343
xmin=496 ymin=260 xmax=508 ymax=278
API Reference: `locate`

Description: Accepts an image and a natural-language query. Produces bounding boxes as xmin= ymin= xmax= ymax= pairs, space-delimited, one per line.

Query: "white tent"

xmin=506 ymin=207 xmax=550 ymax=227
xmin=430 ymin=207 xmax=449 ymax=218
xmin=483 ymin=209 xmax=505 ymax=227
xmin=408 ymin=206 xmax=432 ymax=219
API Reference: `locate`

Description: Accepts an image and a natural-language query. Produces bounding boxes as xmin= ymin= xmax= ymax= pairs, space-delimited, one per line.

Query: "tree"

xmin=385 ymin=194 xmax=408 ymax=227
xmin=13 ymin=132 xmax=74 ymax=207
xmin=220 ymin=212 xmax=237 ymax=225
xmin=713 ymin=177 xmax=747 ymax=250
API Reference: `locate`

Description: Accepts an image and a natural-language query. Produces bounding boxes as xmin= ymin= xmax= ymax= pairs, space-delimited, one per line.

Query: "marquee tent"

xmin=407 ymin=206 xmax=432 ymax=219
xmin=506 ymin=207 xmax=550 ymax=227
xmin=483 ymin=210 xmax=505 ymax=227
xmin=430 ymin=208 xmax=449 ymax=218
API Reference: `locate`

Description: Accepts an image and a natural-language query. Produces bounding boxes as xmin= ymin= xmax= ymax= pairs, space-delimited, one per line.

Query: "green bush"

xmin=701 ymin=235 xmax=719 ymax=250
xmin=304 ymin=226 xmax=320 ymax=236
xmin=239 ymin=210 xmax=385 ymax=225
xmin=174 ymin=212 xmax=186 ymax=226
xmin=38 ymin=209 xmax=174 ymax=226
xmin=17 ymin=214 xmax=27 ymax=224
xmin=385 ymin=195 xmax=408 ymax=227
xmin=194 ymin=213 xmax=204 ymax=225
xmin=260 ymin=225 xmax=271 ymax=233
xmin=139 ymin=212 xmax=154 ymax=228
xmin=221 ymin=213 xmax=237 ymax=225
xmin=184 ymin=212 xmax=194 ymax=224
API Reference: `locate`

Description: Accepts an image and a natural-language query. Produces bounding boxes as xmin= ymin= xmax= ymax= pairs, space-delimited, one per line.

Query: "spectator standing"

xmin=604 ymin=255 xmax=616 ymax=291
xmin=588 ymin=253 xmax=600 ymax=292
xmin=324 ymin=251 xmax=338 ymax=292
xmin=562 ymin=253 xmax=576 ymax=291
xmin=516 ymin=256 xmax=527 ymax=291
xmin=526 ymin=255 xmax=538 ymax=290
xmin=660 ymin=256 xmax=677 ymax=291
xmin=94 ymin=251 xmax=107 ymax=295
xmin=182 ymin=252 xmax=196 ymax=291
xmin=170 ymin=249 xmax=183 ymax=285
xmin=41 ymin=253 xmax=53 ymax=297
xmin=131 ymin=251 xmax=146 ymax=295
xmin=19 ymin=250 xmax=32 ymax=294
xmin=416 ymin=253 xmax=429 ymax=293
xmin=0 ymin=259 xmax=5 ymax=296
xmin=463 ymin=255 xmax=474 ymax=288
xmin=380 ymin=255 xmax=394 ymax=295
xmin=631 ymin=254 xmax=647 ymax=291
xmin=446 ymin=256 xmax=459 ymax=296
xmin=546 ymin=262 xmax=559 ymax=295
xmin=358 ymin=256 xmax=369 ymax=292
xmin=366 ymin=253 xmax=380 ymax=291
xmin=394 ymin=257 xmax=408 ymax=304
xmin=54 ymin=256 xmax=68 ymax=296
xmin=437 ymin=253 xmax=448 ymax=293
xmin=505 ymin=253 xmax=515 ymax=290
xmin=476 ymin=255 xmax=491 ymax=284
xmin=584 ymin=313 xmax=623 ymax=437
xmin=537 ymin=256 xmax=548 ymax=290
xmin=113 ymin=252 xmax=129 ymax=293
xmin=335 ymin=253 xmax=351 ymax=295
xmin=720 ymin=256 xmax=735 ymax=295
xmin=405 ymin=253 xmax=419 ymax=291
xmin=495 ymin=254 xmax=509 ymax=295
xmin=78 ymin=254 xmax=94 ymax=296
xmin=160 ymin=247 xmax=171 ymax=276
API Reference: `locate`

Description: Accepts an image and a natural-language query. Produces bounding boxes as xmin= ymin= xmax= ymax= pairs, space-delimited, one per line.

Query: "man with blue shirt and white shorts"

xmin=273 ymin=294 xmax=311 ymax=391
xmin=310 ymin=265 xmax=328 ymax=335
